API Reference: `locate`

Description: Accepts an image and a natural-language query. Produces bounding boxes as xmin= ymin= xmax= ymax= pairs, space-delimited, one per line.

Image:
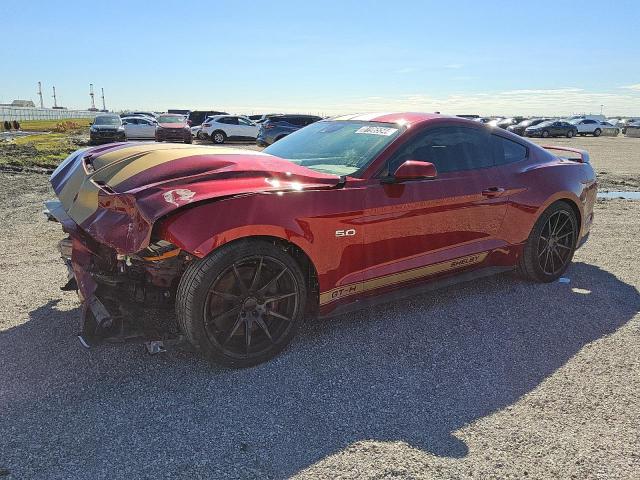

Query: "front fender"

xmin=154 ymin=195 xmax=316 ymax=260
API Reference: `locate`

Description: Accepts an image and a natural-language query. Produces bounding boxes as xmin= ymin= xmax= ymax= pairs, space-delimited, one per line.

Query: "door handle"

xmin=481 ymin=187 xmax=505 ymax=197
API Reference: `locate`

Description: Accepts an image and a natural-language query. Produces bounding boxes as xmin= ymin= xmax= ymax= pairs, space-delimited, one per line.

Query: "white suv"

xmin=570 ymin=118 xmax=608 ymax=136
xmin=201 ymin=115 xmax=259 ymax=144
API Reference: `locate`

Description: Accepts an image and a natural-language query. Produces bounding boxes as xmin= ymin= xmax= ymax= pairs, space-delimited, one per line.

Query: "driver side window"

xmin=388 ymin=126 xmax=494 ymax=175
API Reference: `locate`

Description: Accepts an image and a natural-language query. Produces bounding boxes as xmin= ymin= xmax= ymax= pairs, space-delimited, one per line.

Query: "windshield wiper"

xmin=334 ymin=175 xmax=347 ymax=189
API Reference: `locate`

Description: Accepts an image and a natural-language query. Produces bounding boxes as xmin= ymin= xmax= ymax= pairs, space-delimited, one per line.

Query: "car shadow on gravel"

xmin=1 ymin=262 xmax=638 ymax=479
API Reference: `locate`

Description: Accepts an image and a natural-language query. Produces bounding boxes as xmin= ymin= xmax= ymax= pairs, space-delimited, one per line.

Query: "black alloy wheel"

xmin=518 ymin=201 xmax=578 ymax=282
xmin=536 ymin=210 xmax=576 ymax=276
xmin=176 ymin=240 xmax=307 ymax=367
xmin=204 ymin=256 xmax=299 ymax=359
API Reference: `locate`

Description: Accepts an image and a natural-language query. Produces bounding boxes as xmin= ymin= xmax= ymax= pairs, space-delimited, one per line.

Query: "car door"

xmin=361 ymin=125 xmax=510 ymax=291
xmin=237 ymin=116 xmax=258 ymax=139
xmin=137 ymin=118 xmax=156 ymax=138
xmin=222 ymin=116 xmax=240 ymax=137
xmin=123 ymin=118 xmax=138 ymax=139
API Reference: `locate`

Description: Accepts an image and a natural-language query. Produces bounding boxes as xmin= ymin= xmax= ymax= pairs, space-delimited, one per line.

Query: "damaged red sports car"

xmin=46 ymin=113 xmax=597 ymax=367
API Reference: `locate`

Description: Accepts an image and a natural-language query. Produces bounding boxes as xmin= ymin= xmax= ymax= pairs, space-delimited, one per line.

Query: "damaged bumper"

xmin=45 ymin=200 xmax=187 ymax=348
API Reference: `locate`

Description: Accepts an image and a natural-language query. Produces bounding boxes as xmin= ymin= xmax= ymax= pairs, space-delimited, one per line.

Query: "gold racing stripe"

xmin=56 ymin=144 xmax=265 ymax=225
xmin=318 ymin=252 xmax=489 ymax=306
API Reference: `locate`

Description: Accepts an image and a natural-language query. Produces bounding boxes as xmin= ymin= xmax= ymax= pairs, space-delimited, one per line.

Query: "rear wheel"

xmin=211 ymin=130 xmax=226 ymax=144
xmin=518 ymin=201 xmax=578 ymax=283
xmin=196 ymin=130 xmax=206 ymax=140
xmin=566 ymin=129 xmax=574 ymax=138
xmin=176 ymin=240 xmax=307 ymax=367
xmin=593 ymin=128 xmax=601 ymax=137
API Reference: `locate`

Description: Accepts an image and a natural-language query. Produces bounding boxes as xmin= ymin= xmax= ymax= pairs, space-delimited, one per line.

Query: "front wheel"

xmin=176 ymin=240 xmax=307 ymax=367
xmin=593 ymin=128 xmax=601 ymax=137
xmin=518 ymin=201 xmax=578 ymax=283
xmin=566 ymin=130 xmax=574 ymax=138
xmin=541 ymin=130 xmax=550 ymax=138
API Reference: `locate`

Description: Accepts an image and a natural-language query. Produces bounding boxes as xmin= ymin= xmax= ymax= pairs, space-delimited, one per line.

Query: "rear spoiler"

xmin=542 ymin=145 xmax=590 ymax=163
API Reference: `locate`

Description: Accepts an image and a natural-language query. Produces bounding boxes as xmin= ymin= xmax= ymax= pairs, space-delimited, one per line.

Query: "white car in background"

xmin=200 ymin=115 xmax=259 ymax=144
xmin=570 ymin=118 xmax=610 ymax=137
xmin=121 ymin=116 xmax=157 ymax=140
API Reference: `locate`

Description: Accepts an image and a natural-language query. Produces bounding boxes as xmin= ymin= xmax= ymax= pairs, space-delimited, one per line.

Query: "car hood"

xmin=158 ymin=122 xmax=187 ymax=129
xmin=50 ymin=142 xmax=341 ymax=253
xmin=92 ymin=124 xmax=121 ymax=130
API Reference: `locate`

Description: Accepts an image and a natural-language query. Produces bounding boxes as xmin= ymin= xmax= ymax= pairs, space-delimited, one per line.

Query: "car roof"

xmin=330 ymin=112 xmax=453 ymax=127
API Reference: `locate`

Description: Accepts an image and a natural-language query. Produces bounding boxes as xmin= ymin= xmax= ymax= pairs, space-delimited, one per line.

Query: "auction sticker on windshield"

xmin=355 ymin=126 xmax=398 ymax=136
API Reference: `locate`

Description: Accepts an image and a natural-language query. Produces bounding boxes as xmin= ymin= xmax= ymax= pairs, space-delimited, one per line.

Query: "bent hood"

xmin=50 ymin=142 xmax=340 ymax=253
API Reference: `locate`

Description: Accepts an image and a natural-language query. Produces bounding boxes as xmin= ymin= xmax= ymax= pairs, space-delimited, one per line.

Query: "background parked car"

xmin=201 ymin=115 xmax=259 ymax=144
xmin=256 ymin=114 xmax=323 ymax=146
xmin=525 ymin=120 xmax=578 ymax=138
xmin=618 ymin=118 xmax=640 ymax=134
xmin=89 ymin=114 xmax=125 ymax=145
xmin=495 ymin=116 xmax=527 ymax=129
xmin=122 ymin=116 xmax=157 ymax=140
xmin=155 ymin=114 xmax=192 ymax=143
xmin=599 ymin=121 xmax=621 ymax=136
xmin=507 ymin=118 xmax=551 ymax=136
xmin=570 ymin=118 xmax=609 ymax=137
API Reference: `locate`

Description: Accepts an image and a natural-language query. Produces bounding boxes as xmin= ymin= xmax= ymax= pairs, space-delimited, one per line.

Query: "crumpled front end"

xmin=45 ymin=199 xmax=189 ymax=346
xmin=47 ymin=142 xmax=340 ymax=347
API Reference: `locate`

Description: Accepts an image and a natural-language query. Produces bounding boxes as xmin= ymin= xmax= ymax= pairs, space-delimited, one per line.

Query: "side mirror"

xmin=385 ymin=160 xmax=437 ymax=183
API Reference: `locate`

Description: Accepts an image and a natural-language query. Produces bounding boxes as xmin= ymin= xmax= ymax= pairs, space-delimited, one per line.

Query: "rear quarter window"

xmin=491 ymin=135 xmax=528 ymax=165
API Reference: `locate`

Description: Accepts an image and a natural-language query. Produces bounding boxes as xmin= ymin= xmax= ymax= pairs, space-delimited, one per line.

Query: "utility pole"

xmin=89 ymin=83 xmax=96 ymax=110
xmin=101 ymin=87 xmax=106 ymax=111
xmin=600 ymin=104 xmax=604 ymax=115
xmin=52 ymin=86 xmax=58 ymax=108
xmin=37 ymin=81 xmax=44 ymax=108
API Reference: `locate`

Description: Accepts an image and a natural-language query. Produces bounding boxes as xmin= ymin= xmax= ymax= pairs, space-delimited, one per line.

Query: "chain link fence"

xmin=0 ymin=106 xmax=98 ymax=122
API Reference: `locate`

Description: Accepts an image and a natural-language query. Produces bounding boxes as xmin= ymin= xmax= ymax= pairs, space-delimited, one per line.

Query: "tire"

xmin=566 ymin=130 xmax=574 ymax=138
xmin=518 ymin=201 xmax=578 ymax=283
xmin=615 ymin=129 xmax=620 ymax=136
xmin=541 ymin=130 xmax=550 ymax=138
xmin=593 ymin=128 xmax=601 ymax=137
xmin=196 ymin=130 xmax=206 ymax=140
xmin=184 ymin=136 xmax=192 ymax=144
xmin=176 ymin=239 xmax=307 ymax=367
xmin=211 ymin=130 xmax=226 ymax=144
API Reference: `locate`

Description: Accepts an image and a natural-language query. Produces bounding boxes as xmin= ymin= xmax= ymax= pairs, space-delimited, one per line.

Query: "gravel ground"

xmin=0 ymin=141 xmax=638 ymax=479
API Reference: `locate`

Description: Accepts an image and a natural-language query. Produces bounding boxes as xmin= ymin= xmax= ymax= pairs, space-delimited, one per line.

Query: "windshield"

xmin=93 ymin=116 xmax=121 ymax=126
xmin=158 ymin=115 xmax=185 ymax=123
xmin=535 ymin=121 xmax=554 ymax=127
xmin=263 ymin=120 xmax=403 ymax=176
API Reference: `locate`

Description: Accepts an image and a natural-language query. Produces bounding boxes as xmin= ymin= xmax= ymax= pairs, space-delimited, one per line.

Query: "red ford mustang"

xmin=47 ymin=112 xmax=597 ymax=366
